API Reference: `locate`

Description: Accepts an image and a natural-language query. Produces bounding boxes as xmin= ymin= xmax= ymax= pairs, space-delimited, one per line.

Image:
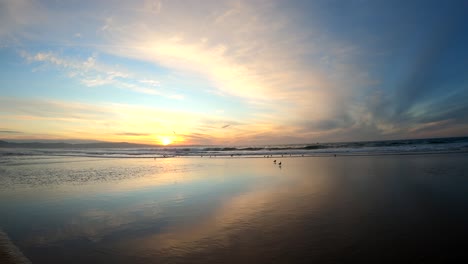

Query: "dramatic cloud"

xmin=0 ymin=0 xmax=467 ymax=144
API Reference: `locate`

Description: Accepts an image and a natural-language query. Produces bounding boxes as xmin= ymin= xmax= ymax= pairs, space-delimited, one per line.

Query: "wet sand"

xmin=1 ymin=154 xmax=468 ymax=263
xmin=0 ymin=230 xmax=30 ymax=264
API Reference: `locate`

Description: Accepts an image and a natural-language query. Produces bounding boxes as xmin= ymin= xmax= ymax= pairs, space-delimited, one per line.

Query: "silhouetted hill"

xmin=0 ymin=141 xmax=156 ymax=148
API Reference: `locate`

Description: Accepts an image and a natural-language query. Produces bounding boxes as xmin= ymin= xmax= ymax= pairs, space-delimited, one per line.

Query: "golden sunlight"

xmin=161 ymin=137 xmax=172 ymax=146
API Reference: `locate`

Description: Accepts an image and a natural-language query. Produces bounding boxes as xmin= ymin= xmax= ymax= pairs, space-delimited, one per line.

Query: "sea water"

xmin=1 ymin=137 xmax=467 ymax=158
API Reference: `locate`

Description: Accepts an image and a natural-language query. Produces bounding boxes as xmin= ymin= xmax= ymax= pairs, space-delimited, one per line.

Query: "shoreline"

xmin=0 ymin=230 xmax=31 ymax=264
xmin=1 ymin=149 xmax=468 ymax=160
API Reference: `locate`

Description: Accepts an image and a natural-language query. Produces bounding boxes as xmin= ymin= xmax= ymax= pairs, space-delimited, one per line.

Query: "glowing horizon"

xmin=1 ymin=0 xmax=467 ymax=145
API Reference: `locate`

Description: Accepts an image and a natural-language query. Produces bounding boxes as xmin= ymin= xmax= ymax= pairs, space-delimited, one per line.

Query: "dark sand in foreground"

xmin=0 ymin=230 xmax=30 ymax=264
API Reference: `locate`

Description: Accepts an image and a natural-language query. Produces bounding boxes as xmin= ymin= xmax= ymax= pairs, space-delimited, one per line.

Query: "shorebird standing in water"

xmin=273 ymin=160 xmax=276 ymax=163
xmin=278 ymin=161 xmax=282 ymax=166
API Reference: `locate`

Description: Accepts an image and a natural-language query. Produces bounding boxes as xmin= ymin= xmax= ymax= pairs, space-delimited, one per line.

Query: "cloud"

xmin=394 ymin=17 xmax=465 ymax=116
xmin=0 ymin=130 xmax=22 ymax=134
xmin=21 ymin=51 xmax=183 ymax=100
xmin=0 ymin=96 xmax=323 ymax=144
xmin=2 ymin=0 xmax=468 ymax=143
xmin=115 ymin=132 xmax=151 ymax=136
xmin=139 ymin=79 xmax=160 ymax=87
xmin=94 ymin=1 xmax=371 ymax=121
xmin=0 ymin=0 xmax=45 ymax=42
xmin=2 ymin=0 xmax=376 ymax=142
xmin=0 ymin=97 xmax=257 ymax=144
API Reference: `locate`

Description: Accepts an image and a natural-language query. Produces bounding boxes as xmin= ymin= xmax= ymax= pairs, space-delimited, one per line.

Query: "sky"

xmin=0 ymin=0 xmax=467 ymax=145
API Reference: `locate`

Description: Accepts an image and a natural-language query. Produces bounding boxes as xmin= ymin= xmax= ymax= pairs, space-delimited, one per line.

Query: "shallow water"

xmin=1 ymin=154 xmax=468 ymax=263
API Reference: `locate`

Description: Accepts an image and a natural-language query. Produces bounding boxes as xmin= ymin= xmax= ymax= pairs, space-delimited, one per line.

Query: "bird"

xmin=278 ymin=161 xmax=282 ymax=166
xmin=273 ymin=160 xmax=276 ymax=163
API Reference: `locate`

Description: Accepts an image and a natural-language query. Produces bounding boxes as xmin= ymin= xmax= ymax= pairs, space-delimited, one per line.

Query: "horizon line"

xmin=1 ymin=135 xmax=467 ymax=148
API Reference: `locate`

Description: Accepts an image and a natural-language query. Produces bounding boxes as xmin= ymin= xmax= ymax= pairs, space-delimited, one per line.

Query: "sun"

xmin=161 ymin=137 xmax=172 ymax=146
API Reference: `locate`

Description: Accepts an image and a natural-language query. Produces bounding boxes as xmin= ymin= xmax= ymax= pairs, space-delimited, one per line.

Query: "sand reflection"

xmin=111 ymin=157 xmax=335 ymax=259
xmin=1 ymin=156 xmax=337 ymax=262
xmin=3 ymin=155 xmax=468 ymax=263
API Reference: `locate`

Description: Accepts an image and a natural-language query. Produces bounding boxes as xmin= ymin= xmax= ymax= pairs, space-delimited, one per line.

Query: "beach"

xmin=2 ymin=0 xmax=467 ymax=262
xmin=1 ymin=153 xmax=468 ymax=263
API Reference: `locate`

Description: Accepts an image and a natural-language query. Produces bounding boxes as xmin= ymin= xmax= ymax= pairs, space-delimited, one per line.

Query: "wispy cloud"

xmin=0 ymin=130 xmax=22 ymax=134
xmin=21 ymin=51 xmax=183 ymax=100
xmin=115 ymin=132 xmax=151 ymax=136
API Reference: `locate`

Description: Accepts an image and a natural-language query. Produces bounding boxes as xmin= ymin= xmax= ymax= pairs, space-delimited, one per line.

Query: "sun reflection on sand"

xmin=1 ymin=156 xmax=341 ymax=262
xmin=105 ymin=159 xmax=333 ymax=257
xmin=2 ymin=154 xmax=468 ymax=262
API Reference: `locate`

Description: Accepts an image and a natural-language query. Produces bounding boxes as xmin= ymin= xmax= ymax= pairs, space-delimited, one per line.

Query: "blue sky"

xmin=0 ymin=0 xmax=467 ymax=145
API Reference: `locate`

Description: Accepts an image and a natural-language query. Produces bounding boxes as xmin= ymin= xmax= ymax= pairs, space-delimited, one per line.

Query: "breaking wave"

xmin=1 ymin=137 xmax=467 ymax=159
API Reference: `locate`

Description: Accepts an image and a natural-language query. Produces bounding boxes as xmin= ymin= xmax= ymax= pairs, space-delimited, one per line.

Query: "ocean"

xmin=1 ymin=137 xmax=468 ymax=159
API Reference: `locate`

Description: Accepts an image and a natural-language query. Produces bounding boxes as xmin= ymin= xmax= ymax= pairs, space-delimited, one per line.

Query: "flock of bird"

xmin=273 ymin=159 xmax=282 ymax=167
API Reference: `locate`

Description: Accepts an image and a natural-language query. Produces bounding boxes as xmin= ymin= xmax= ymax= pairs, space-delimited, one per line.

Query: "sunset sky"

xmin=1 ymin=0 xmax=467 ymax=145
